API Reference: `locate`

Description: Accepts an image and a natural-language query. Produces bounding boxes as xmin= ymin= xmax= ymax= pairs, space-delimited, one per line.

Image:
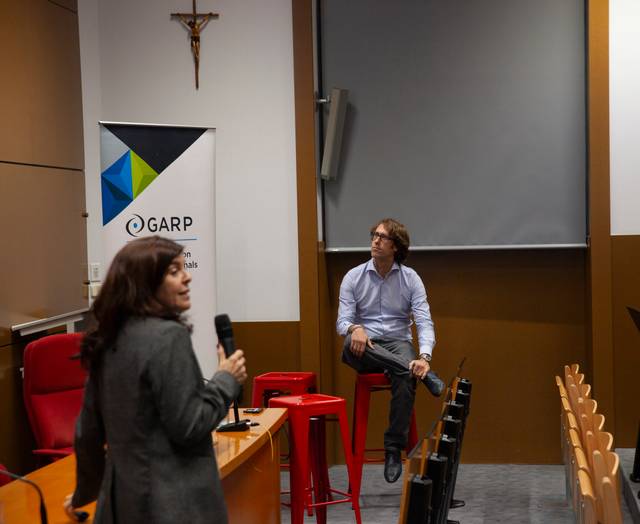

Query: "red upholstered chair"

xmin=22 ymin=333 xmax=86 ymax=461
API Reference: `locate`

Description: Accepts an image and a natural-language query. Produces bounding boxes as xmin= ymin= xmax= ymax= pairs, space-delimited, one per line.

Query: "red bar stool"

xmin=252 ymin=371 xmax=324 ymax=496
xmin=251 ymin=371 xmax=317 ymax=407
xmin=352 ymin=373 xmax=418 ymax=489
xmin=269 ymin=394 xmax=362 ymax=524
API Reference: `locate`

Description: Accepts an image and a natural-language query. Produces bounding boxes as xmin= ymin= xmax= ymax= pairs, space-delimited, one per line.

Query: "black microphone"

xmin=214 ymin=314 xmax=250 ymax=432
xmin=215 ymin=313 xmax=235 ymax=358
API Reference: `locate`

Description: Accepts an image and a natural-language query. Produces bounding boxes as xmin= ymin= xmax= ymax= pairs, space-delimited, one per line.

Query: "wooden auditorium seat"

xmin=577 ymin=469 xmax=598 ymax=524
xmin=556 ymin=365 xmax=624 ymax=524
xmin=572 ymin=446 xmax=591 ymax=514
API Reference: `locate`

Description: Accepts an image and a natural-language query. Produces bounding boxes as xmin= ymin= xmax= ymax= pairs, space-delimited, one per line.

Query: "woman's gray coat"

xmin=71 ymin=317 xmax=239 ymax=523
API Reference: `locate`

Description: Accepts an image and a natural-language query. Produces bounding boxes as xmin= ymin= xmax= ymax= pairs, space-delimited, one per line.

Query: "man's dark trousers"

xmin=342 ymin=335 xmax=417 ymax=452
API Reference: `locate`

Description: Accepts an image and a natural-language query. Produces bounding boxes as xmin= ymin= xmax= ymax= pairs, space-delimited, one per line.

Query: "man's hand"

xmin=409 ymin=358 xmax=430 ymax=380
xmin=349 ymin=327 xmax=373 ymax=358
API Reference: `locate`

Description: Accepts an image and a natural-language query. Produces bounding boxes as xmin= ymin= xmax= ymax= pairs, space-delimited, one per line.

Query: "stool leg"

xmin=309 ymin=417 xmax=327 ymax=524
xmin=407 ymin=409 xmax=418 ymax=452
xmin=338 ymin=409 xmax=362 ymax=524
xmin=315 ymin=415 xmax=332 ymax=505
xmin=351 ymin=379 xmax=370 ymax=494
xmin=289 ymin=413 xmax=311 ymax=524
xmin=251 ymin=381 xmax=263 ymax=408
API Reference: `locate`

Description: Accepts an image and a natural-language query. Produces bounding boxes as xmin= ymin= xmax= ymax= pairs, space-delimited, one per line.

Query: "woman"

xmin=64 ymin=236 xmax=246 ymax=523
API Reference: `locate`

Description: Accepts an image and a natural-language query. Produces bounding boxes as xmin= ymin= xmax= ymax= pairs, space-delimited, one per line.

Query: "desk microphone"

xmin=0 ymin=467 xmax=48 ymax=524
xmin=214 ymin=314 xmax=250 ymax=432
xmin=0 ymin=468 xmax=89 ymax=523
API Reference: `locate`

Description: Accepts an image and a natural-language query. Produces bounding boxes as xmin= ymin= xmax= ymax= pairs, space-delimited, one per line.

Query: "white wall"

xmin=78 ymin=0 xmax=299 ymax=321
xmin=610 ymin=0 xmax=640 ymax=235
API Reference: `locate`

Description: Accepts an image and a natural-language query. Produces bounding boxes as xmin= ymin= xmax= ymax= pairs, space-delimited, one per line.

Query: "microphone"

xmin=0 ymin=468 xmax=41 ymax=524
xmin=214 ymin=314 xmax=250 ymax=432
xmin=215 ymin=313 xmax=235 ymax=358
xmin=0 ymin=468 xmax=89 ymax=523
xmin=0 ymin=467 xmax=48 ymax=524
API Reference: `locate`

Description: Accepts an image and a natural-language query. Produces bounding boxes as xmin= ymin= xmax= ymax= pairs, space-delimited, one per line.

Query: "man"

xmin=336 ymin=218 xmax=444 ymax=483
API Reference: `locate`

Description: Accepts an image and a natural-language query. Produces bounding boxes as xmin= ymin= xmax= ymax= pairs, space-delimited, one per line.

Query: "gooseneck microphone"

xmin=214 ymin=314 xmax=250 ymax=432
xmin=0 ymin=468 xmax=54 ymax=524
xmin=0 ymin=467 xmax=90 ymax=522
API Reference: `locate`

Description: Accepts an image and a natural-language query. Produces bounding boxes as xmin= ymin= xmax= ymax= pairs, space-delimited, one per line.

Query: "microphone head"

xmin=215 ymin=314 xmax=233 ymax=340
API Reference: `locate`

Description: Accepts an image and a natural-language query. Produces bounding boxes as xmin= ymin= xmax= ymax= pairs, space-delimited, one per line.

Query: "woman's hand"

xmin=217 ymin=345 xmax=247 ymax=384
xmin=63 ymin=494 xmax=76 ymax=520
xmin=63 ymin=494 xmax=89 ymax=522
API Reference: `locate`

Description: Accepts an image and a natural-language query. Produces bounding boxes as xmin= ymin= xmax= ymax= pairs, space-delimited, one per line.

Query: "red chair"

xmin=269 ymin=394 xmax=362 ymax=524
xmin=22 ymin=333 xmax=86 ymax=461
xmin=351 ymin=373 xmax=418 ymax=490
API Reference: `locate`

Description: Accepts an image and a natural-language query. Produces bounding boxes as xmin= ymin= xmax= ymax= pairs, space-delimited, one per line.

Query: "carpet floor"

xmin=280 ymin=463 xmax=634 ymax=523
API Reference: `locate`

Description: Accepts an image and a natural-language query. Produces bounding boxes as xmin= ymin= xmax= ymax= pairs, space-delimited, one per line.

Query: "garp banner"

xmin=100 ymin=123 xmax=217 ymax=377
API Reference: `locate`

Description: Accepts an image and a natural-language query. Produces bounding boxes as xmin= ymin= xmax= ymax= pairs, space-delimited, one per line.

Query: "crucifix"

xmin=171 ymin=0 xmax=219 ymax=89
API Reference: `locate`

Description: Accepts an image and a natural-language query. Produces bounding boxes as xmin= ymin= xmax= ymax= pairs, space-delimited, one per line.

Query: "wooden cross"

xmin=171 ymin=0 xmax=219 ymax=89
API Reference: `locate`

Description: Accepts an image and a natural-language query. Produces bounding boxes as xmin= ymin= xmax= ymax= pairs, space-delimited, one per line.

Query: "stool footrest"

xmin=309 ymin=488 xmax=355 ymax=509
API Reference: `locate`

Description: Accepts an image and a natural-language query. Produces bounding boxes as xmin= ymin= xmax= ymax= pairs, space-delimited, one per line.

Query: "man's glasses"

xmin=371 ymin=231 xmax=393 ymax=242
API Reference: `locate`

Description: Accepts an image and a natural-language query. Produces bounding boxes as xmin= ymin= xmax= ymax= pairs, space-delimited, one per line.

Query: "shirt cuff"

xmin=419 ymin=346 xmax=433 ymax=357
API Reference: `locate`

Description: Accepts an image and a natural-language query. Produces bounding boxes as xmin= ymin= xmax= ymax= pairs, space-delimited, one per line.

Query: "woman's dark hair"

xmin=370 ymin=218 xmax=411 ymax=263
xmin=81 ymin=236 xmax=186 ymax=370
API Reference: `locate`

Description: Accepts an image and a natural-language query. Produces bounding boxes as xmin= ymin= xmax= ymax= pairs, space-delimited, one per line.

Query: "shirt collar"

xmin=366 ymin=258 xmax=400 ymax=276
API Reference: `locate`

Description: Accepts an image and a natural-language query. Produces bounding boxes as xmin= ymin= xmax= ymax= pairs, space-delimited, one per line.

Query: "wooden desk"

xmin=0 ymin=408 xmax=287 ymax=523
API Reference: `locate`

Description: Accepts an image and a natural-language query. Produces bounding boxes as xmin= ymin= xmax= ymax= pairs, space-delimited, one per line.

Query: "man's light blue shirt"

xmin=336 ymin=259 xmax=435 ymax=356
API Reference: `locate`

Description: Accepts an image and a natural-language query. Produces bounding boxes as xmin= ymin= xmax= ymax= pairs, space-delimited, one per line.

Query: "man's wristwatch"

xmin=419 ymin=353 xmax=432 ymax=362
xmin=348 ymin=324 xmax=363 ymax=334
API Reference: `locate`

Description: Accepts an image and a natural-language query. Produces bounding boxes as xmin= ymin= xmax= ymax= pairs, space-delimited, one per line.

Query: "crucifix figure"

xmin=171 ymin=0 xmax=219 ymax=89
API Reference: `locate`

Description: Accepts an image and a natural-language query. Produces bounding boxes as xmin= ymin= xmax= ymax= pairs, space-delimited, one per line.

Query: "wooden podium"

xmin=0 ymin=408 xmax=287 ymax=523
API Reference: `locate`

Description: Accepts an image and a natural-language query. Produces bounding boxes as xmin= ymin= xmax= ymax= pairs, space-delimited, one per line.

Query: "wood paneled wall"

xmin=0 ymin=0 xmax=82 ymax=169
xmin=0 ymin=0 xmax=85 ymax=474
xmin=611 ymin=236 xmax=640 ymax=447
xmin=234 ymin=321 xmax=300 ymax=407
xmin=0 ymin=339 xmax=38 ymax=474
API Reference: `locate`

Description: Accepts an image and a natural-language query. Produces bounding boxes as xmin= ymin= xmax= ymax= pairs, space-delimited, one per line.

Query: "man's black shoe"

xmin=424 ymin=370 xmax=445 ymax=397
xmin=384 ymin=449 xmax=402 ymax=483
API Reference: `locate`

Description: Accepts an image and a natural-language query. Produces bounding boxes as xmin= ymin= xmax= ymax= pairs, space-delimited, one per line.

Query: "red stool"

xmin=252 ymin=371 xmax=317 ymax=407
xmin=269 ymin=394 xmax=362 ymax=524
xmin=252 ymin=372 xmax=323 ymax=494
xmin=352 ymin=373 xmax=418 ymax=489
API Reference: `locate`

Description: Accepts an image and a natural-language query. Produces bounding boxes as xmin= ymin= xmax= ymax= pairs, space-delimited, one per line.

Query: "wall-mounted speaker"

xmin=320 ymin=87 xmax=349 ymax=180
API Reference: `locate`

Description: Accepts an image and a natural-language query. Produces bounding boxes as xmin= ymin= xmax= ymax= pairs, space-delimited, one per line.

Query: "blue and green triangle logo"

xmin=100 ymin=125 xmax=207 ymax=225
xmin=101 ymin=150 xmax=159 ymax=225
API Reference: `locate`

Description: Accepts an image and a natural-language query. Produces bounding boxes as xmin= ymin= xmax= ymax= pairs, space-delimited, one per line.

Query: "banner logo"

xmin=125 ymin=214 xmax=145 ymax=237
xmin=125 ymin=214 xmax=193 ymax=237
